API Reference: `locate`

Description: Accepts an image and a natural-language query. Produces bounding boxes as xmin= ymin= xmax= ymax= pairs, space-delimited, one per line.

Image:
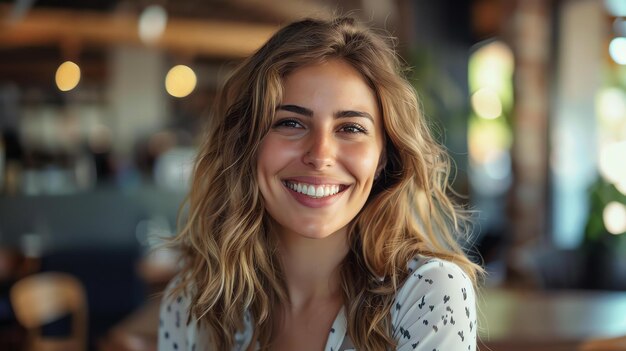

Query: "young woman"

xmin=158 ymin=16 xmax=481 ymax=351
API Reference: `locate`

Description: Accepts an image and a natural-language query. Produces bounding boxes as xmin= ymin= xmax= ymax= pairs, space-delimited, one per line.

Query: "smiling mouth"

xmin=282 ymin=180 xmax=349 ymax=198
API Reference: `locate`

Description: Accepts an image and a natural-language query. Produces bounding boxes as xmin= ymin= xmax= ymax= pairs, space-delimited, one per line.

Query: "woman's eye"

xmin=273 ymin=119 xmax=304 ymax=129
xmin=339 ymin=123 xmax=368 ymax=134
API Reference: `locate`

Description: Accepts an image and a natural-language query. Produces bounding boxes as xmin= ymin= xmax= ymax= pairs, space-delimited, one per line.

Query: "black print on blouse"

xmin=399 ymin=326 xmax=411 ymax=339
xmin=470 ymin=321 xmax=473 ymax=331
xmin=429 ymin=305 xmax=434 ymax=311
xmin=446 ymin=306 xmax=454 ymax=314
xmin=432 ymin=325 xmax=438 ymax=332
xmin=465 ymin=306 xmax=470 ymax=318
xmin=451 ymin=316 xmax=456 ymax=325
xmin=462 ymin=287 xmax=467 ymax=300
xmin=412 ymin=341 xmax=419 ymax=349
xmin=418 ymin=296 xmax=425 ymax=309
xmin=173 ymin=342 xmax=178 ymax=349
xmin=423 ymin=320 xmax=429 ymax=325
xmin=448 ymin=274 xmax=453 ymax=279
xmin=175 ymin=311 xmax=180 ymax=328
xmin=165 ymin=331 xmax=169 ymax=339
xmin=425 ymin=278 xmax=433 ymax=285
xmin=396 ymin=302 xmax=402 ymax=310
xmin=443 ymin=295 xmax=450 ymax=304
xmin=442 ymin=314 xmax=448 ymax=325
xmin=330 ymin=327 xmax=335 ymax=333
xmin=458 ymin=330 xmax=465 ymax=342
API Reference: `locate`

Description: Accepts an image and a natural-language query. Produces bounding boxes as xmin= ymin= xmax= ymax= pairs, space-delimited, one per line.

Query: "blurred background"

xmin=0 ymin=0 xmax=625 ymax=350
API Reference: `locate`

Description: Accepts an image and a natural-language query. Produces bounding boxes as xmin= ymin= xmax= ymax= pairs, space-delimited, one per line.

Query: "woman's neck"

xmin=276 ymin=227 xmax=350 ymax=310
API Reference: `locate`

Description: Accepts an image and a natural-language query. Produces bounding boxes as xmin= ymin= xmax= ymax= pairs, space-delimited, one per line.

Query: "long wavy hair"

xmin=170 ymin=16 xmax=482 ymax=351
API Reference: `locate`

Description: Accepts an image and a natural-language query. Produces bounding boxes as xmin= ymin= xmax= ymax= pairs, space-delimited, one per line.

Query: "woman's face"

xmin=257 ymin=59 xmax=385 ymax=240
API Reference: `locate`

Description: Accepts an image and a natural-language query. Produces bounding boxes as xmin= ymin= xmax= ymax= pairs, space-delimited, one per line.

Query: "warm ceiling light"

xmin=165 ymin=65 xmax=196 ymax=98
xmin=138 ymin=5 xmax=168 ymax=44
xmin=471 ymin=87 xmax=502 ymax=119
xmin=55 ymin=61 xmax=81 ymax=91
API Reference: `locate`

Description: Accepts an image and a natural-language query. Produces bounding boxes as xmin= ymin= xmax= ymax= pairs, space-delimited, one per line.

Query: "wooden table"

xmin=478 ymin=289 xmax=626 ymax=350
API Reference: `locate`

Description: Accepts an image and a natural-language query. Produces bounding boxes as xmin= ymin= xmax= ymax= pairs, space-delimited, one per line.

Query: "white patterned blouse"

xmin=158 ymin=256 xmax=477 ymax=351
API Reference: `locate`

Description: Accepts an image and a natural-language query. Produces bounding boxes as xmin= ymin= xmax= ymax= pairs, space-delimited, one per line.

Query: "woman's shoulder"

xmin=159 ymin=275 xmax=193 ymax=325
xmin=397 ymin=255 xmax=474 ymax=301
xmin=158 ymin=275 xmax=254 ymax=351
xmin=407 ymin=255 xmax=471 ymax=282
xmin=161 ymin=274 xmax=191 ymax=305
xmin=390 ymin=256 xmax=478 ymax=349
xmin=392 ymin=255 xmax=476 ymax=324
xmin=158 ymin=275 xmax=198 ymax=351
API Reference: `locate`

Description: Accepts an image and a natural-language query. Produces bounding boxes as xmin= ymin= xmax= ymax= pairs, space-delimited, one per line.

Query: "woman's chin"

xmin=279 ymin=223 xmax=348 ymax=241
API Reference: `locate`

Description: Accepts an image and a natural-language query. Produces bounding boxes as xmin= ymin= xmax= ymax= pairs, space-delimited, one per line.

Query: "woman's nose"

xmin=302 ymin=130 xmax=336 ymax=170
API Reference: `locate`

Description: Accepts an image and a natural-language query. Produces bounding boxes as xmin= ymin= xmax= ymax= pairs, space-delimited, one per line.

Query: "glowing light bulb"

xmin=471 ymin=88 xmax=502 ymax=119
xmin=138 ymin=5 xmax=168 ymax=44
xmin=55 ymin=61 xmax=81 ymax=91
xmin=165 ymin=65 xmax=197 ymax=98
xmin=596 ymin=87 xmax=626 ymax=123
xmin=609 ymin=37 xmax=626 ymax=65
xmin=603 ymin=201 xmax=626 ymax=235
xmin=599 ymin=141 xmax=626 ymax=184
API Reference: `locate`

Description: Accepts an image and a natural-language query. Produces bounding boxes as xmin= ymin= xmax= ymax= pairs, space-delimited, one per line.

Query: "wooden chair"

xmin=10 ymin=272 xmax=88 ymax=351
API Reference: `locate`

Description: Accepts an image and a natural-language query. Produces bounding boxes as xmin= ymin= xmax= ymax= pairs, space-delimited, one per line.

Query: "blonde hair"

xmin=170 ymin=16 xmax=482 ymax=351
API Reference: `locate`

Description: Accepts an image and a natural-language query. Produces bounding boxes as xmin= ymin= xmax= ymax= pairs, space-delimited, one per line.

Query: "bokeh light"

xmin=609 ymin=37 xmax=626 ymax=65
xmin=55 ymin=61 xmax=81 ymax=92
xmin=138 ymin=5 xmax=168 ymax=44
xmin=616 ymin=181 xmax=626 ymax=196
xmin=165 ymin=65 xmax=196 ymax=98
xmin=599 ymin=141 xmax=626 ymax=185
xmin=468 ymin=117 xmax=513 ymax=165
xmin=469 ymin=40 xmax=514 ymax=111
xmin=605 ymin=0 xmax=626 ymax=17
xmin=603 ymin=201 xmax=626 ymax=235
xmin=471 ymin=87 xmax=503 ymax=119
xmin=596 ymin=87 xmax=626 ymax=124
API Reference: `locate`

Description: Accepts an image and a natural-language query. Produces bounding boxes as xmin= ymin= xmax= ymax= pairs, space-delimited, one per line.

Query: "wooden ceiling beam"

xmin=0 ymin=5 xmax=280 ymax=58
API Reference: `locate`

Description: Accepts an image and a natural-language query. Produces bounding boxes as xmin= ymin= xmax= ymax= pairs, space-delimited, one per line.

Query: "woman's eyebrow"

xmin=277 ymin=104 xmax=374 ymax=123
xmin=276 ymin=104 xmax=313 ymax=117
xmin=336 ymin=110 xmax=374 ymax=123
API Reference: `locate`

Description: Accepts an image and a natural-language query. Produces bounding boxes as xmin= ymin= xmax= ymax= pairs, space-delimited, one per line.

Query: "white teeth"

xmin=284 ymin=181 xmax=343 ymax=198
xmin=315 ymin=186 xmax=324 ymax=197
